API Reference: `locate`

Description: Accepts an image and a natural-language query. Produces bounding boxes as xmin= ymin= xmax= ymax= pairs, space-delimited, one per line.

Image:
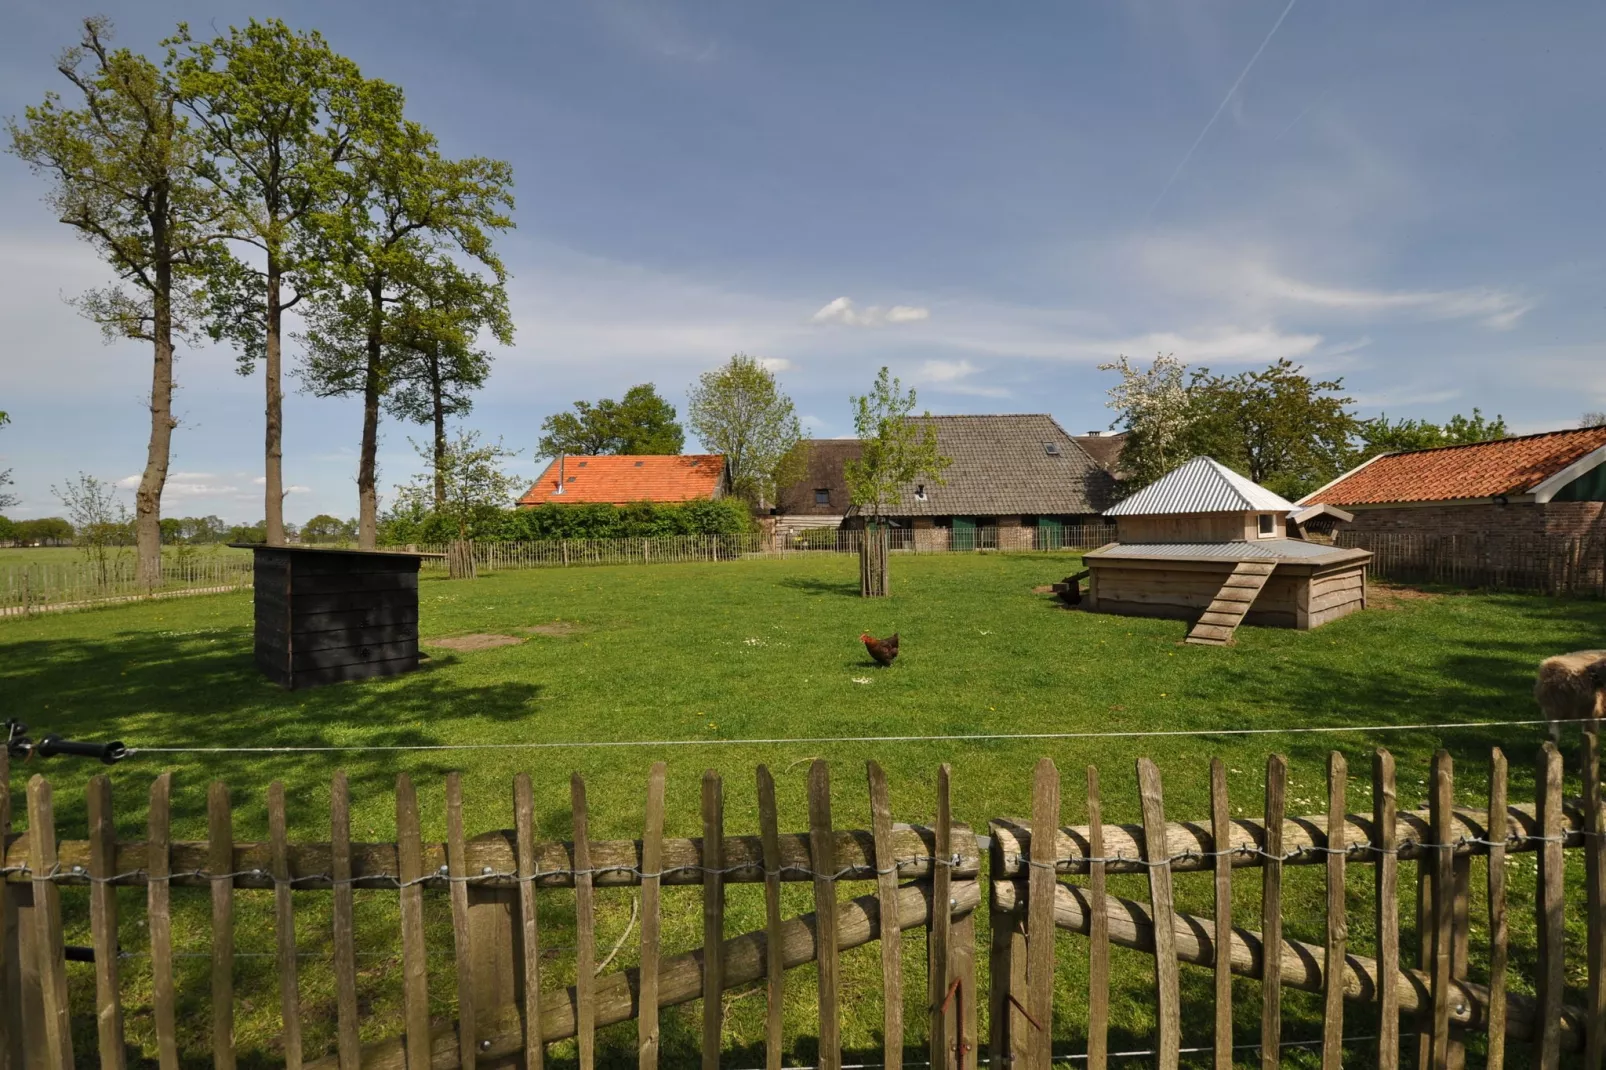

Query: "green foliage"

xmin=685 ymin=355 xmax=803 ymax=508
xmin=1353 ymin=408 xmax=1509 ymax=463
xmin=0 ymin=516 xmax=14 ymax=543
xmin=301 ymin=514 xmax=356 ymax=543
xmin=226 ymin=520 xmax=268 ymax=544
xmin=158 ymin=515 xmax=228 ymax=543
xmin=0 ymin=411 xmax=13 ymax=512
xmin=12 ymin=518 xmax=73 ymax=545
xmin=1183 ymin=359 xmax=1357 ymax=499
xmin=391 ymin=430 xmax=522 ymax=541
xmin=538 ymin=384 xmax=684 ymax=458
xmin=52 ymin=473 xmax=131 ymax=580
xmin=843 ymin=367 xmax=951 ymax=521
xmin=379 ymin=497 xmax=751 ymax=544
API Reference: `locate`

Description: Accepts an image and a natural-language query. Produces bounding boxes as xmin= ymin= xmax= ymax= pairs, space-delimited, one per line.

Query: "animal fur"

xmin=1534 ymin=650 xmax=1606 ymax=742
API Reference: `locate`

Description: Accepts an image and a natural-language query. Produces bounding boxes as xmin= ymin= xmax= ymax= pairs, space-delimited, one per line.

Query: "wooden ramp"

xmin=1184 ymin=561 xmax=1275 ymax=646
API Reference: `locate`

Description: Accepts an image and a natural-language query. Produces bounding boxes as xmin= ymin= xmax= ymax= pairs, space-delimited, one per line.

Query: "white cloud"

xmin=911 ymin=359 xmax=1012 ymax=399
xmin=757 ymin=357 xmax=794 ymax=372
xmin=812 ymin=296 xmax=931 ymax=328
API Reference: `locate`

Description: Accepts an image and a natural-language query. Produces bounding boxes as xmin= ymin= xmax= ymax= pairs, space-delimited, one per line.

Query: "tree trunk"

xmin=357 ymin=281 xmax=384 ymax=550
xmin=859 ymin=520 xmax=890 ymax=598
xmin=447 ymin=539 xmax=476 ymax=580
xmin=430 ymin=350 xmax=447 ymax=509
xmin=263 ymin=259 xmax=287 ymax=546
xmin=134 ymin=214 xmax=177 ymax=589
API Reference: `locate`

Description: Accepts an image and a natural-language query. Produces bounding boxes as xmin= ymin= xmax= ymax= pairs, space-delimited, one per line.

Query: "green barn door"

xmin=952 ymin=517 xmax=977 ymax=551
xmin=1038 ymin=516 xmax=1064 ymax=550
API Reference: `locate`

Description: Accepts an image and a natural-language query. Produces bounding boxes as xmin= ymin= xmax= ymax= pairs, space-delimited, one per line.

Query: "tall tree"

xmin=1097 ymin=352 xmax=1192 ymax=490
xmin=1184 ymin=359 xmax=1357 ymax=498
xmin=843 ymin=367 xmax=950 ymax=597
xmin=168 ymin=19 xmax=368 ymax=546
xmin=299 ymin=116 xmax=512 ymax=548
xmin=1353 ymin=408 xmax=1508 ymax=462
xmin=685 ymin=354 xmax=803 ymax=508
xmin=538 ymin=384 xmax=684 ymax=458
xmin=1581 ymin=412 xmax=1606 ymax=429
xmin=8 ymin=17 xmax=225 ymax=586
xmin=387 ymin=257 xmax=511 ymax=506
xmin=53 ymin=472 xmax=130 ymax=584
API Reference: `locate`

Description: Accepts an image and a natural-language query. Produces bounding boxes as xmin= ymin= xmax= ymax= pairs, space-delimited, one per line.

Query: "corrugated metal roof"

xmin=1103 ymin=457 xmax=1297 ymax=516
xmin=1087 ymin=539 xmax=1368 ymax=563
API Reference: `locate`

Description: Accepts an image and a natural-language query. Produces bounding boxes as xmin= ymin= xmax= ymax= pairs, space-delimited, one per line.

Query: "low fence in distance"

xmin=0 ymin=555 xmax=254 ymax=616
xmin=5 ymin=739 xmax=1604 ymax=1068
xmin=1338 ymin=531 xmax=1606 ymax=596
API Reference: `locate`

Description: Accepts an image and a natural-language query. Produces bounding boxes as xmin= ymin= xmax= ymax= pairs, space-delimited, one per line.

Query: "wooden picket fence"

xmin=1338 ymin=531 xmax=1606 ymax=597
xmin=4 ymin=741 xmax=1605 ymax=1068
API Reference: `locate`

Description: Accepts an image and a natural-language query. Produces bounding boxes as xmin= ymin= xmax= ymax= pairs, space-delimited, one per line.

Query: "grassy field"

xmin=2 ymin=551 xmax=1600 ymax=1066
xmin=0 ymin=544 xmax=256 ymax=568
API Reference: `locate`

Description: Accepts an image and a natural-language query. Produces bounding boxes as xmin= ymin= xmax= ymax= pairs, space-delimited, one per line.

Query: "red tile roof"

xmin=517 ymin=455 xmax=726 ymax=507
xmin=1307 ymin=427 xmax=1606 ymax=506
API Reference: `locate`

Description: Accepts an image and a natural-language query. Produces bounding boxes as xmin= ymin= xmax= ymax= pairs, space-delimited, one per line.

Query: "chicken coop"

xmin=1081 ymin=457 xmax=1372 ymax=645
xmin=242 ymin=544 xmax=425 ymax=689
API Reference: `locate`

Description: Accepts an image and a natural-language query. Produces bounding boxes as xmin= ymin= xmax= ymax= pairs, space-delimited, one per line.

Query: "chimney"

xmin=555 ymin=454 xmax=565 ymax=494
xmin=1085 ymin=431 xmax=1102 ymax=437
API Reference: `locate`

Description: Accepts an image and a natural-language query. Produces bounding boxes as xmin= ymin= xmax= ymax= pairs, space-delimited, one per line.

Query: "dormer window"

xmin=1257 ymin=513 xmax=1277 ymax=538
xmin=814 ymin=488 xmax=830 ymax=505
xmin=566 ymin=476 xmax=577 ymax=484
xmin=914 ymin=484 xmax=927 ymax=501
xmin=1044 ymin=442 xmax=1061 ymax=456
xmin=577 ymin=460 xmax=588 ymax=467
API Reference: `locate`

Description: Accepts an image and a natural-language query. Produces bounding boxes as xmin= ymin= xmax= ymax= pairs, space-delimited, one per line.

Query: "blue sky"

xmin=3 ymin=1 xmax=1603 ymax=523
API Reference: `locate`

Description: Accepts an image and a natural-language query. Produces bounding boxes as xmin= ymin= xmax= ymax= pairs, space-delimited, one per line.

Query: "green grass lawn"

xmin=2 ymin=551 xmax=1601 ymax=1066
xmin=0 ymin=544 xmax=255 ymax=569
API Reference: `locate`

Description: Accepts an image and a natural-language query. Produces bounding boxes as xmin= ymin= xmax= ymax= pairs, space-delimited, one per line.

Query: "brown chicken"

xmin=860 ymin=632 xmax=899 ymax=666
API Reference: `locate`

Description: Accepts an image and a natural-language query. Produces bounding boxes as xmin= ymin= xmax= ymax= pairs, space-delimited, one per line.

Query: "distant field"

xmin=0 ymin=543 xmax=255 ymax=568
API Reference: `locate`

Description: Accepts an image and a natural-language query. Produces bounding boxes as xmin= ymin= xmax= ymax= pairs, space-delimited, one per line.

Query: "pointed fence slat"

xmin=268 ymin=782 xmax=303 ymax=1070
xmin=1209 ymin=758 xmax=1232 ymax=1070
xmin=148 ymin=771 xmax=179 ymax=1070
xmin=809 ymin=760 xmax=841 ymax=1070
xmin=332 ymin=772 xmax=361 ymax=1070
xmin=929 ymin=765 xmax=954 ymax=1070
xmin=26 ymin=777 xmax=71 ymax=1070
xmin=1486 ymin=749 xmax=1509 ymax=1070
xmin=1537 ymin=743 xmax=1565 ymax=1070
xmin=701 ymin=771 xmax=725 ymax=1070
xmin=208 ymin=781 xmax=236 ymax=1070
xmin=86 ymin=775 xmax=126 ymax=1070
xmin=1374 ymin=749 xmax=1400 ymax=1070
xmin=514 ymin=773 xmax=544 ymax=1070
xmin=1431 ymin=750 xmax=1455 ymax=1070
xmin=1585 ymin=730 xmax=1606 ymax=1070
xmin=756 ymin=766 xmax=784 ymax=1070
xmin=1261 ymin=754 xmax=1286 ymax=1070
xmin=1086 ymin=766 xmax=1108 ymax=1070
xmin=1322 ymin=752 xmax=1347 ymax=1070
xmin=637 ymin=765 xmax=664 ymax=1070
xmin=0 ymin=748 xmax=15 ymax=1070
xmin=571 ymin=774 xmax=596 ymax=1070
xmin=1136 ymin=758 xmax=1180 ymax=1070
xmin=395 ymin=775 xmax=431 ymax=1070
xmin=1026 ymin=758 xmax=1059 ymax=1070
xmin=447 ymin=773 xmax=479 ymax=1070
xmin=867 ymin=761 xmax=903 ymax=1070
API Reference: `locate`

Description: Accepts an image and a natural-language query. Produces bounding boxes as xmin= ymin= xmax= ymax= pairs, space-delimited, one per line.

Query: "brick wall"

xmin=1346 ymin=501 xmax=1605 ymax=538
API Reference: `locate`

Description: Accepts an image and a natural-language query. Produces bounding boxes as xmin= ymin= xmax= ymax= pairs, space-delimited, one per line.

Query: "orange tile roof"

xmin=1308 ymin=427 xmax=1606 ymax=506
xmin=517 ymin=455 xmax=726 ymax=506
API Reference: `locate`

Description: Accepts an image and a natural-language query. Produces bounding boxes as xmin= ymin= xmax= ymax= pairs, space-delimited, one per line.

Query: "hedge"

xmin=379 ymin=498 xmax=754 ymax=545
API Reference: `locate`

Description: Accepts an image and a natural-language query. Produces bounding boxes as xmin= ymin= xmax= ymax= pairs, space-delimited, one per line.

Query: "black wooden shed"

xmin=242 ymin=545 xmax=424 ymax=689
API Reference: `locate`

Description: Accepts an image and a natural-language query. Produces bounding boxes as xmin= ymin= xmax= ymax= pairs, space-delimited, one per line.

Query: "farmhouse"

xmin=1299 ymin=426 xmax=1606 ymax=538
xmin=772 ymin=439 xmax=863 ymax=539
xmin=1083 ymin=456 xmax=1372 ymax=645
xmin=1071 ymin=430 xmax=1130 ymax=480
xmin=516 ymin=454 xmax=728 ymax=507
xmin=841 ymin=414 xmax=1119 ymax=549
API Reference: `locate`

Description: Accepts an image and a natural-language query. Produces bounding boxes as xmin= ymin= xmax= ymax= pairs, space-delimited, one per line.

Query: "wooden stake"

xmin=808 ymin=760 xmax=840 ymax=1070
xmin=332 ymin=772 xmax=361 ymax=1070
xmin=930 ymin=765 xmax=954 ymax=1070
xmin=514 ymin=773 xmax=544 ymax=1070
xmin=756 ymin=766 xmax=784 ymax=1070
xmin=268 ymin=782 xmax=303 ymax=1070
xmin=1537 ymin=742 xmax=1564 ymax=1070
xmin=571 ymin=774 xmax=596 ymax=1070
xmin=638 ymin=764 xmax=664 ymax=1070
xmin=447 ymin=773 xmax=479 ymax=1070
xmin=702 ymin=770 xmax=725 ymax=1070
xmin=209 ymin=781 xmax=236 ymax=1070
xmin=86 ymin=775 xmax=126 ymax=1070
xmin=1087 ymin=766 xmax=1108 ymax=1070
xmin=148 ymin=772 xmax=178 ymax=1070
xmin=1374 ymin=749 xmax=1399 ymax=1070
xmin=395 ymin=775 xmax=431 ymax=1070
xmin=1585 ymin=730 xmax=1606 ymax=1070
xmin=1026 ymin=758 xmax=1059 ymax=1070
xmin=26 ymin=777 xmax=71 ymax=1070
xmin=1486 ymin=749 xmax=1509 ymax=1070
xmin=1322 ymin=752 xmax=1347 ymax=1070
xmin=1261 ymin=754 xmax=1286 ymax=1070
xmin=1209 ymin=758 xmax=1232 ymax=1070
xmin=1136 ymin=758 xmax=1180 ymax=1070
xmin=867 ymin=761 xmax=903 ymax=1070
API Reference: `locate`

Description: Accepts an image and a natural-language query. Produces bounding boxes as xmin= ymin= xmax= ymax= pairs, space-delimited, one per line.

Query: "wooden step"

xmin=1212 ymin=586 xmax=1260 ymax=603
xmin=1184 ymin=561 xmax=1275 ymax=646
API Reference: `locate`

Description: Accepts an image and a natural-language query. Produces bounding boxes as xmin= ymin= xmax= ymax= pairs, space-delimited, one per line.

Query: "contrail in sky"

xmin=1146 ymin=0 xmax=1300 ymax=220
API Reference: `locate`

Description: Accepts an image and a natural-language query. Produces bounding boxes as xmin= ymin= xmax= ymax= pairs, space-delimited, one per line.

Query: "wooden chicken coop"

xmin=1082 ymin=457 xmax=1371 ymax=645
xmin=242 ymin=544 xmax=426 ymax=689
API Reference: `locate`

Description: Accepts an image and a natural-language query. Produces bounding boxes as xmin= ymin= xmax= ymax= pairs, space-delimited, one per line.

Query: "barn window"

xmin=915 ymin=484 xmax=927 ymax=501
xmin=1258 ymin=513 xmax=1277 ymax=537
xmin=814 ymin=488 xmax=830 ymax=505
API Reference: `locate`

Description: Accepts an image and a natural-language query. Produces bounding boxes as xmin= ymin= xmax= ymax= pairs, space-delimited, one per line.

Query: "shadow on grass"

xmin=777 ymin=576 xmax=862 ymax=598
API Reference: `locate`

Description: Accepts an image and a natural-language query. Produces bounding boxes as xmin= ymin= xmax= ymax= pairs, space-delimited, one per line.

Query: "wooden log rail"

xmin=308 ymin=877 xmax=983 ymax=1070
xmin=991 ymin=800 xmax=1580 ymax=877
xmin=0 ymin=826 xmax=980 ymax=890
xmin=992 ymin=878 xmax=1587 ymax=1053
